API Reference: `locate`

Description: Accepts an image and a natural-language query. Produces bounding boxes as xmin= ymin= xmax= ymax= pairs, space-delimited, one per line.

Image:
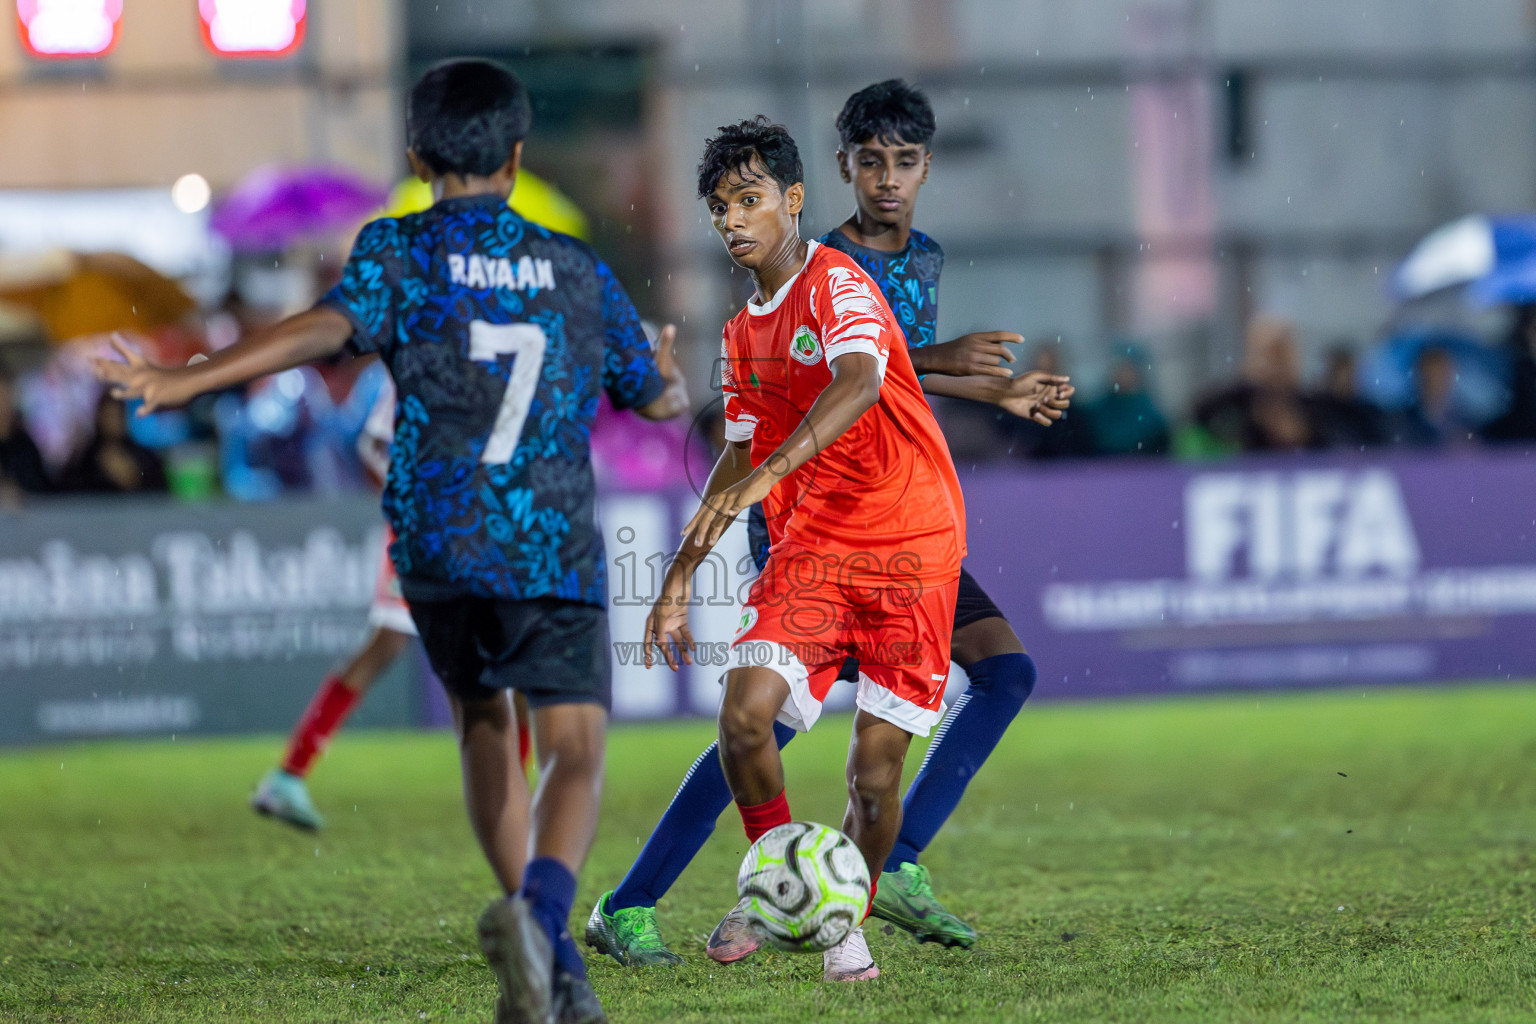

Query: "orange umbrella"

xmin=0 ymin=252 xmax=196 ymax=344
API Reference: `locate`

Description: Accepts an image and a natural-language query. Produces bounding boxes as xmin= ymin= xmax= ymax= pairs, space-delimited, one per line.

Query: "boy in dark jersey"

xmin=585 ymin=81 xmax=1069 ymax=969
xmin=252 ymin=370 xmax=530 ymax=833
xmin=96 ymin=60 xmax=688 ymax=1024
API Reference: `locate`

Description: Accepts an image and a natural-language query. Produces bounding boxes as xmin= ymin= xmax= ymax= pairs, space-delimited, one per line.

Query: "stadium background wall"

xmin=4 ymin=447 xmax=1534 ymax=745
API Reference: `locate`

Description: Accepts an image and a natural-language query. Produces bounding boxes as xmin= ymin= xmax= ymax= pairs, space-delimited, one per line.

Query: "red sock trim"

xmin=281 ymin=675 xmax=363 ymax=776
xmin=517 ymin=720 xmax=532 ymax=774
xmin=863 ymin=879 xmax=878 ymax=923
xmin=738 ymin=790 xmax=792 ymax=843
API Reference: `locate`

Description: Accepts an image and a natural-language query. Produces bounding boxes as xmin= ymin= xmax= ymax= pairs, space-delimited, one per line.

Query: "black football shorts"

xmin=408 ymin=596 xmax=611 ymax=709
xmin=953 ymin=567 xmax=1006 ymax=630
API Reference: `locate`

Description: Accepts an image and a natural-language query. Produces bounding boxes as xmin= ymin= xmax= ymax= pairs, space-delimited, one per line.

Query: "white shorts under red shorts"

xmin=730 ymin=549 xmax=958 ymax=737
xmin=367 ymin=528 xmax=417 ymax=637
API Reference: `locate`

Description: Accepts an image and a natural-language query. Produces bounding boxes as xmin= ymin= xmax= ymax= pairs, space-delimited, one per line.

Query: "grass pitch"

xmin=2 ymin=684 xmax=1534 ymax=1023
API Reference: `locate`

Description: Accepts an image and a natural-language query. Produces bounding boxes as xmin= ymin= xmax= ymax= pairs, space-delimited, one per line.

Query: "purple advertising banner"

xmin=955 ymin=449 xmax=1536 ymax=700
xmin=12 ymin=450 xmax=1521 ymax=745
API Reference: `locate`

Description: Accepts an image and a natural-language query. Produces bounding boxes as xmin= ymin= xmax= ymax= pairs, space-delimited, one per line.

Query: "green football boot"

xmin=251 ymin=768 xmax=325 ymax=831
xmin=583 ymin=891 xmax=683 ymax=967
xmin=871 ymin=862 xmax=978 ymax=948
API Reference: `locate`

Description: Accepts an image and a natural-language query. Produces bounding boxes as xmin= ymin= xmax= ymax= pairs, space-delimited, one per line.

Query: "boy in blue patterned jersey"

xmin=97 ymin=59 xmax=688 ymax=1024
xmin=585 ymin=80 xmax=1070 ymax=970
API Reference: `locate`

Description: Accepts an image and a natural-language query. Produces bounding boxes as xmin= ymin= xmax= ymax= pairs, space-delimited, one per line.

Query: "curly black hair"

xmin=836 ymin=79 xmax=935 ymax=150
xmin=696 ymin=116 xmax=803 ymax=199
xmin=407 ymin=59 xmax=531 ymax=177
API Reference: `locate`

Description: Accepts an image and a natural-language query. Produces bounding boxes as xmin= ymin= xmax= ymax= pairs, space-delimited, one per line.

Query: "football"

xmin=736 ymin=821 xmax=870 ymax=953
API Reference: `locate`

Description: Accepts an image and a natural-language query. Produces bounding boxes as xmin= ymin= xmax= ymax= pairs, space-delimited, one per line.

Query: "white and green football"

xmin=736 ymin=821 xmax=870 ymax=953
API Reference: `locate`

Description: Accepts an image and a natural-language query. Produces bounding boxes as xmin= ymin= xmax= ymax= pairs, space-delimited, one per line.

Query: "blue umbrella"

xmin=1394 ymin=214 xmax=1536 ymax=304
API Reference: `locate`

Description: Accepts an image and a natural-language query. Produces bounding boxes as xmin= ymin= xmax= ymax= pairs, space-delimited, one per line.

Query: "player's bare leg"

xmin=528 ymin=702 xmax=608 ymax=872
xmin=252 ymin=625 xmax=414 ymax=831
xmin=452 ymin=691 xmax=532 ymax=894
xmin=842 ymin=711 xmax=915 ymax=882
xmin=459 ymin=695 xmax=607 ymax=1024
xmin=707 ymin=666 xmax=793 ymax=964
xmin=820 ymin=710 xmax=914 ymax=982
xmin=343 ymin=626 xmax=415 ymax=690
xmin=454 ymin=694 xmax=604 ymax=893
xmin=455 ymin=692 xmax=543 ymax=1024
xmin=949 ymin=616 xmax=1024 ymax=666
xmin=717 ymin=666 xmax=791 ymax=805
xmin=524 ymin=701 xmax=608 ymax=1024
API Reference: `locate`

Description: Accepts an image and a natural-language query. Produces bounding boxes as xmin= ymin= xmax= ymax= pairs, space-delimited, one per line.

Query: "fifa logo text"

xmin=1185 ymin=469 xmax=1421 ymax=582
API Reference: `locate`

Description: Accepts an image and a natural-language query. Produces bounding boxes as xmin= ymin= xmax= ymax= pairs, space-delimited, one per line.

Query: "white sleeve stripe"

xmin=825 ymin=340 xmax=888 ymax=383
xmin=825 ymin=339 xmax=881 ymax=360
xmin=826 ymin=322 xmax=884 ymax=345
xmin=828 ymin=313 xmax=885 ymax=330
xmin=724 ymin=419 xmax=757 ymax=441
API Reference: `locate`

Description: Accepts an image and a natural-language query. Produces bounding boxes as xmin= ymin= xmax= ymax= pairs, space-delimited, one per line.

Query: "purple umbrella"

xmin=210 ymin=166 xmax=388 ymax=252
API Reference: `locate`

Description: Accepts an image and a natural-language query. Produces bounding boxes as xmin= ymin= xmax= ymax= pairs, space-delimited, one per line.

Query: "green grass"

xmin=3 ymin=684 xmax=1535 ymax=1023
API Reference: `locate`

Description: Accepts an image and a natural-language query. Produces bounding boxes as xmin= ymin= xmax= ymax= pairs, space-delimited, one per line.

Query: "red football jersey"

xmin=721 ymin=240 xmax=965 ymax=586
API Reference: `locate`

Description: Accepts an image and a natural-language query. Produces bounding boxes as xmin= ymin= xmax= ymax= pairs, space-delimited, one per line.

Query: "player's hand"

xmin=639 ymin=323 xmax=690 ymax=420
xmin=682 ymin=471 xmax=774 ymax=552
xmin=919 ymin=332 xmax=1020 ymax=379
xmin=654 ymin=323 xmax=680 ymax=383
xmin=1000 ymin=371 xmax=1074 ymax=425
xmin=643 ymin=567 xmax=696 ymax=671
xmin=91 ymin=334 xmax=195 ymax=414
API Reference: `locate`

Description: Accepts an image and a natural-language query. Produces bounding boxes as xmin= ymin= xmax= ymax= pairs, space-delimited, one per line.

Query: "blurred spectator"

xmin=1482 ymin=304 xmax=1536 ymax=443
xmin=59 ymin=394 xmax=168 ymax=494
xmin=1084 ymin=345 xmax=1169 ymax=457
xmin=18 ymin=341 xmax=111 ymax=472
xmin=1390 ymin=346 xmax=1480 ymax=448
xmin=1006 ymin=341 xmax=1092 ymax=460
xmin=1193 ymin=315 xmax=1315 ymax=453
xmin=1308 ymin=343 xmax=1389 ymax=450
xmin=215 ymin=366 xmax=373 ymax=499
xmin=0 ymin=368 xmax=50 ymax=500
xmin=932 ymin=394 xmax=1010 ymax=464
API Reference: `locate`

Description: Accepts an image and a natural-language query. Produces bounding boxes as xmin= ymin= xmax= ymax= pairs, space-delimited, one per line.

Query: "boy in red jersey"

xmin=644 ymin=117 xmax=964 ymax=981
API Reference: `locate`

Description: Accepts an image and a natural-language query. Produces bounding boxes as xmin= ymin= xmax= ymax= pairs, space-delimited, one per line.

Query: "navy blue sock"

xmin=611 ymin=720 xmax=796 ymax=912
xmin=884 ymin=652 xmax=1036 ymax=872
xmin=521 ymin=856 xmax=585 ymax=980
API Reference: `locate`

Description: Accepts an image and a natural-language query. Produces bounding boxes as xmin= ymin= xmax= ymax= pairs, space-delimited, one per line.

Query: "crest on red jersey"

xmin=790 ymin=325 xmax=822 ymax=365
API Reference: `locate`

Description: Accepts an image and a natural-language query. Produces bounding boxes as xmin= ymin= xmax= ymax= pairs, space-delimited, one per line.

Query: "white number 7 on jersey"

xmin=469 ymin=320 xmax=547 ymax=465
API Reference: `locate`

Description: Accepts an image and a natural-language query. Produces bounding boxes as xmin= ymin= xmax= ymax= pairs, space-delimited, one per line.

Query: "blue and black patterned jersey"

xmin=745 ymin=227 xmax=947 ymax=572
xmin=319 ymin=194 xmax=665 ymax=606
xmin=816 ymin=227 xmax=945 ymax=350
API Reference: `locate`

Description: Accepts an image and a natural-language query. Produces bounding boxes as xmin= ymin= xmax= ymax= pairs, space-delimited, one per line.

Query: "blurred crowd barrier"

xmin=5 ymin=445 xmax=1534 ymax=745
xmin=0 ymin=164 xmax=610 ymax=507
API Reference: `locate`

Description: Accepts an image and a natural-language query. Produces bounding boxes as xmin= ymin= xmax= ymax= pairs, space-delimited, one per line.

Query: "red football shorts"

xmin=730 ymin=549 xmax=958 ymax=737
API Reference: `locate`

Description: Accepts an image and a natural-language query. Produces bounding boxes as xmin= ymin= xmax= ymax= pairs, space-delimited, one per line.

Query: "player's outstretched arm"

xmin=644 ymin=438 xmax=755 ymax=670
xmin=909 ymin=331 xmax=1020 ymax=378
xmin=682 ymin=351 xmax=880 ymax=555
xmin=635 ymin=323 xmax=690 ymax=421
xmin=925 ymin=371 xmax=1075 ymax=426
xmin=93 ymin=308 xmax=355 ymax=414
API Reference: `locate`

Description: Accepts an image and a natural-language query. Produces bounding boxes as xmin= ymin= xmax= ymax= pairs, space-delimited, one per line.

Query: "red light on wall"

xmin=199 ymin=0 xmax=306 ymax=58
xmin=16 ymin=0 xmax=123 ymax=58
